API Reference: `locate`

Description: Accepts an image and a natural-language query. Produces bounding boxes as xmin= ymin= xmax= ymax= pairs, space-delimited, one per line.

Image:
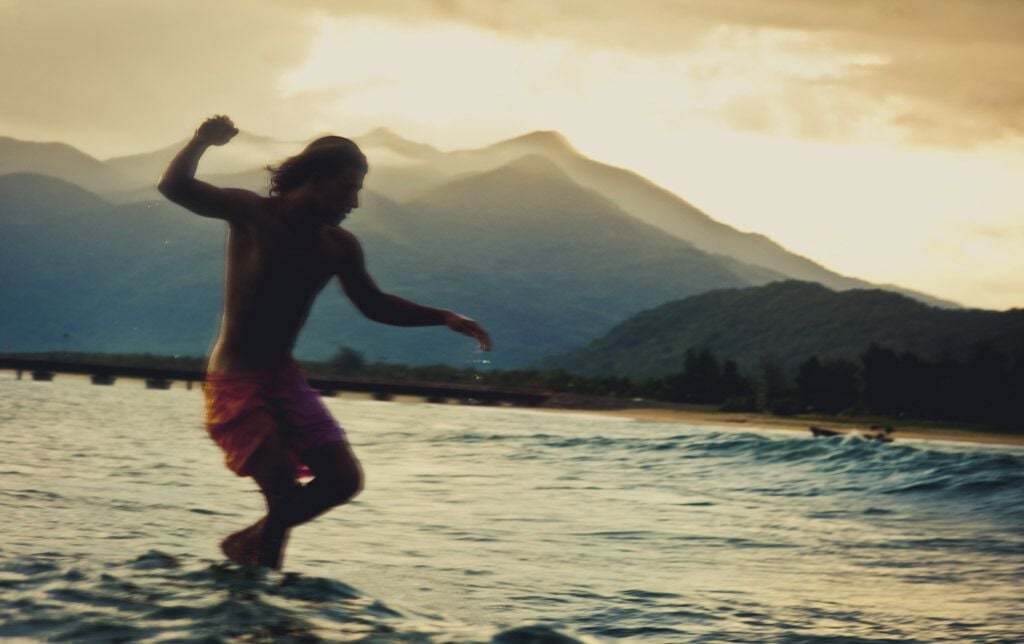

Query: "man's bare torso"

xmin=209 ymin=196 xmax=344 ymax=374
xmin=158 ymin=117 xmax=489 ymax=377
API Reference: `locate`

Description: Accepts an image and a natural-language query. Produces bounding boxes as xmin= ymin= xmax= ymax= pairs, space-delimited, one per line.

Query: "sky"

xmin=2 ymin=0 xmax=1023 ymax=310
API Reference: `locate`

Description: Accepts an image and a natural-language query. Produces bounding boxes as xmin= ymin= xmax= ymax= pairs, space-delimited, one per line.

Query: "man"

xmin=158 ymin=115 xmax=491 ymax=569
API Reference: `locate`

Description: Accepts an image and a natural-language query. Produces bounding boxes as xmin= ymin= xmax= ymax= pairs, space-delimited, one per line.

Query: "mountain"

xmin=347 ymin=129 xmax=451 ymax=201
xmin=1 ymin=128 xmax=972 ymax=367
xmin=0 ymin=173 xmax=229 ymax=354
xmin=0 ymin=172 xmax=109 ymax=215
xmin=285 ymin=155 xmax=786 ymax=364
xmin=0 ymin=132 xmax=290 ymax=197
xmin=351 ymin=129 xmax=959 ymax=308
xmin=456 ymin=134 xmax=957 ymax=307
xmin=0 ymin=162 xmax=779 ymax=366
xmin=104 ymin=131 xmax=304 ymax=190
xmin=357 ymin=127 xmax=444 ymax=162
xmin=0 ymin=137 xmax=131 ymax=193
xmin=0 ymin=127 xmax=963 ymax=307
xmin=540 ymin=281 xmax=1024 ymax=378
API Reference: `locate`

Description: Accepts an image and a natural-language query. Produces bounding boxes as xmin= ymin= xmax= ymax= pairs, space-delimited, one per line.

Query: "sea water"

xmin=0 ymin=375 xmax=1022 ymax=643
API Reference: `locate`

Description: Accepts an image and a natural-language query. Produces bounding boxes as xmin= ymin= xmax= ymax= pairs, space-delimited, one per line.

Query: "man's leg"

xmin=243 ymin=430 xmax=301 ymax=569
xmin=232 ymin=434 xmax=363 ymax=569
xmin=295 ymin=439 xmax=364 ymax=523
xmin=216 ymin=429 xmax=298 ymax=569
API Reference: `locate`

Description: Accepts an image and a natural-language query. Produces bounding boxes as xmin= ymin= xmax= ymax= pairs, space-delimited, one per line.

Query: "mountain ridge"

xmin=1 ymin=128 xmax=962 ymax=311
xmin=0 ymin=156 xmax=759 ymax=366
xmin=539 ymin=281 xmax=1022 ymax=378
xmin=0 ymin=172 xmax=111 ymax=215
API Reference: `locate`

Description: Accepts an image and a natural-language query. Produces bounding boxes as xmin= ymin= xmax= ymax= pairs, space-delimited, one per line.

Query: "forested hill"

xmin=540 ymin=281 xmax=1024 ymax=378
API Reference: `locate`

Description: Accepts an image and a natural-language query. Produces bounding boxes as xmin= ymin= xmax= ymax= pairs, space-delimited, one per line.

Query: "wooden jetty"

xmin=0 ymin=356 xmax=550 ymax=407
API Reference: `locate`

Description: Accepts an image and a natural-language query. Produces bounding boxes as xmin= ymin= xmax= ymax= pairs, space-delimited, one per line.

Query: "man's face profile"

xmin=315 ymin=166 xmax=365 ymax=225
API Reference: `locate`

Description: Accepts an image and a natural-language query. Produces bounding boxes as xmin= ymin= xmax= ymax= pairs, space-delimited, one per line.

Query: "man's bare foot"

xmin=220 ymin=519 xmax=263 ymax=565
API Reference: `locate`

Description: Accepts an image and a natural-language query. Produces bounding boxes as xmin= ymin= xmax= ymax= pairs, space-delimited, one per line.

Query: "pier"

xmin=0 ymin=356 xmax=549 ymax=407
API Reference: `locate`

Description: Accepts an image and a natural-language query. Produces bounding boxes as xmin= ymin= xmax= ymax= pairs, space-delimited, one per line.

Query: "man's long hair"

xmin=267 ymin=136 xmax=367 ymax=196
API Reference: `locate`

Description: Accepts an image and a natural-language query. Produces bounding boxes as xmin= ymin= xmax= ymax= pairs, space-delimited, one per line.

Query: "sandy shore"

xmin=538 ymin=401 xmax=1024 ymax=447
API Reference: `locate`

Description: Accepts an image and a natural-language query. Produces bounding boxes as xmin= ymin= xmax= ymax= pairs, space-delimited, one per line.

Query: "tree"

xmin=685 ymin=348 xmax=722 ymax=403
xmin=330 ymin=346 xmax=366 ymax=375
xmin=797 ymin=355 xmax=860 ymax=414
xmin=961 ymin=343 xmax=1007 ymax=424
xmin=720 ymin=359 xmax=752 ymax=399
xmin=861 ymin=344 xmax=901 ymax=415
xmin=755 ymin=355 xmax=788 ymax=411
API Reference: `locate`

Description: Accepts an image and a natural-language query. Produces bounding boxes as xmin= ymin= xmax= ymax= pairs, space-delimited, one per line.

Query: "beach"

xmin=539 ymin=396 xmax=1024 ymax=447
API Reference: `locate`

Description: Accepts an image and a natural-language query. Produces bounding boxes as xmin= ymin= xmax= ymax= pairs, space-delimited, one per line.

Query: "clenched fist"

xmin=195 ymin=115 xmax=239 ymax=146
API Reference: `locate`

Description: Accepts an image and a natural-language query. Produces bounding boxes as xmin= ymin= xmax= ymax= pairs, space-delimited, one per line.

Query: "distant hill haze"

xmin=1 ymin=129 xmax=957 ymax=304
xmin=0 ymin=136 xmax=132 ymax=194
xmin=1 ymin=129 xmax=964 ymax=366
xmin=0 ymin=165 xmax=763 ymax=365
xmin=541 ymin=281 xmax=1024 ymax=378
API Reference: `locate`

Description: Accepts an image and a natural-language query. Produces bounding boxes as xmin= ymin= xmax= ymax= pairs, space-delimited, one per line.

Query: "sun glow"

xmin=278 ymin=15 xmax=1024 ymax=309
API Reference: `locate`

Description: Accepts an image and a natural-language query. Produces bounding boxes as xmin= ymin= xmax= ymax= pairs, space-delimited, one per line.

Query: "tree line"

xmin=327 ymin=343 xmax=1023 ymax=430
xmin=9 ymin=344 xmax=1020 ymax=431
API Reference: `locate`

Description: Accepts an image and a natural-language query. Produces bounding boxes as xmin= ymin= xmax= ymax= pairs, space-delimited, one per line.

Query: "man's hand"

xmin=444 ymin=312 xmax=492 ymax=351
xmin=194 ymin=114 xmax=239 ymax=146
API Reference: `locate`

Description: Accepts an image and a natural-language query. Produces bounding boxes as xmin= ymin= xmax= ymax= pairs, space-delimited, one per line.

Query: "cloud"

xmin=3 ymin=0 xmax=1022 ymax=153
xmin=292 ymin=0 xmax=1024 ymax=146
xmin=0 ymin=0 xmax=319 ymax=156
xmin=968 ymin=223 xmax=1024 ymax=241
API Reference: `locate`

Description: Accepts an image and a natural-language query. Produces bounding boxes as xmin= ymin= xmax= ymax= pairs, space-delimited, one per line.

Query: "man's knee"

xmin=302 ymin=441 xmax=364 ymax=506
xmin=326 ymin=467 xmax=363 ymax=506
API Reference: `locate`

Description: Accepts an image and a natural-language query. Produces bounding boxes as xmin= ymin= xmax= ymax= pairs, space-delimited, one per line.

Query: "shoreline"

xmin=537 ymin=398 xmax=1024 ymax=447
xmin=5 ymin=370 xmax=1019 ymax=447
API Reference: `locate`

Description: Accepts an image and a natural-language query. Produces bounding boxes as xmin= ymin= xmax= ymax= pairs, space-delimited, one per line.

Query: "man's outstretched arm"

xmin=158 ymin=115 xmax=257 ymax=222
xmin=334 ymin=231 xmax=492 ymax=351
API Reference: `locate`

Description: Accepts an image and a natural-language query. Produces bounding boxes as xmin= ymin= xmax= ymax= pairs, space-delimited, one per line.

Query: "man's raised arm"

xmin=158 ymin=115 xmax=256 ymax=221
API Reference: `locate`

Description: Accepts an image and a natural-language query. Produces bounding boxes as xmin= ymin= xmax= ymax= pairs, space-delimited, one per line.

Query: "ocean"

xmin=0 ymin=375 xmax=1022 ymax=643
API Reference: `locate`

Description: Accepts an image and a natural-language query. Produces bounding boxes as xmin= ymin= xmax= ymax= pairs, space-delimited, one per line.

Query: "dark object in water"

xmin=810 ymin=425 xmax=896 ymax=443
xmin=868 ymin=426 xmax=895 ymax=443
xmin=91 ymin=374 xmax=116 ymax=385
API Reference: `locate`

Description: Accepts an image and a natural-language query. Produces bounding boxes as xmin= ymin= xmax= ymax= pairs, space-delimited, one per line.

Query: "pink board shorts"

xmin=203 ymin=365 xmax=346 ymax=479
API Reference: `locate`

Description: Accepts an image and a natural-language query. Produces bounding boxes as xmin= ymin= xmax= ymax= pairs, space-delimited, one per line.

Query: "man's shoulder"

xmin=160 ymin=179 xmax=269 ymax=224
xmin=323 ymin=226 xmax=360 ymax=249
xmin=322 ymin=226 xmax=364 ymax=271
xmin=242 ymin=191 xmax=277 ymax=213
xmin=224 ymin=192 xmax=277 ymax=227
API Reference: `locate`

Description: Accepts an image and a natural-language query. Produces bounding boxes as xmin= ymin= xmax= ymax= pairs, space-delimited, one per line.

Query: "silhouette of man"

xmin=159 ymin=115 xmax=491 ymax=569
